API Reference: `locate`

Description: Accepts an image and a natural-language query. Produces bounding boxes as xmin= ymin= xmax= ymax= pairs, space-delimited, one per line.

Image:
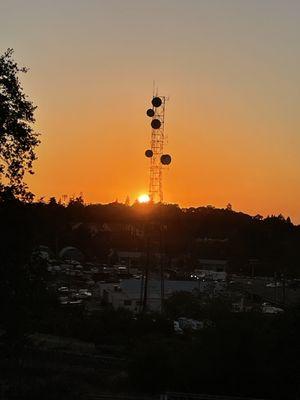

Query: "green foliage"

xmin=0 ymin=48 xmax=40 ymax=200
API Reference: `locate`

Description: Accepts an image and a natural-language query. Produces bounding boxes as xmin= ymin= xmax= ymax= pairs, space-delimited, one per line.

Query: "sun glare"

xmin=138 ymin=194 xmax=150 ymax=203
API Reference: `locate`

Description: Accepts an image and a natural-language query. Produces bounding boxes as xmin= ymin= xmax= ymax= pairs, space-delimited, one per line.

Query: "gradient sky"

xmin=1 ymin=0 xmax=300 ymax=221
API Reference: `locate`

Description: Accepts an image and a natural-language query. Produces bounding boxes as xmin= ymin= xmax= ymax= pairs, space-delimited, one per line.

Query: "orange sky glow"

xmin=1 ymin=1 xmax=300 ymax=221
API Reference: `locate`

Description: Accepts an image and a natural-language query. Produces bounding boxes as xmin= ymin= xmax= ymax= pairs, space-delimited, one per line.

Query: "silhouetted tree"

xmin=48 ymin=196 xmax=58 ymax=206
xmin=0 ymin=48 xmax=40 ymax=200
xmin=226 ymin=202 xmax=233 ymax=211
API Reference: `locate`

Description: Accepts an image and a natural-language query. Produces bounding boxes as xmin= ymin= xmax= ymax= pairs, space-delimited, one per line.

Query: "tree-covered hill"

xmin=1 ymin=198 xmax=299 ymax=276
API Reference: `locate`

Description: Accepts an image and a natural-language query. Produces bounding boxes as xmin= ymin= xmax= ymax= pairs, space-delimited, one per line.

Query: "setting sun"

xmin=138 ymin=194 xmax=150 ymax=203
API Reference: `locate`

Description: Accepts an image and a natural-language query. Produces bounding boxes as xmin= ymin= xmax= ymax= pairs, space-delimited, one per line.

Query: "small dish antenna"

xmin=151 ymin=119 xmax=161 ymax=129
xmin=152 ymin=97 xmax=162 ymax=108
xmin=145 ymin=149 xmax=153 ymax=158
xmin=146 ymin=109 xmax=155 ymax=117
xmin=160 ymin=154 xmax=172 ymax=165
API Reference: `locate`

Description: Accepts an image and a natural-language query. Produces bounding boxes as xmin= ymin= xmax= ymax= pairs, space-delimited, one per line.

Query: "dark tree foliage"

xmin=1 ymin=200 xmax=299 ymax=276
xmin=0 ymin=48 xmax=40 ymax=200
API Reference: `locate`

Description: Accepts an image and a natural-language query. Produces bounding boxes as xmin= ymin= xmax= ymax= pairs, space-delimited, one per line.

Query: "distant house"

xmin=107 ymin=250 xmax=143 ymax=271
xmin=117 ymin=251 xmax=143 ymax=267
xmin=114 ymin=250 xmax=166 ymax=270
xmin=195 ymin=259 xmax=227 ymax=281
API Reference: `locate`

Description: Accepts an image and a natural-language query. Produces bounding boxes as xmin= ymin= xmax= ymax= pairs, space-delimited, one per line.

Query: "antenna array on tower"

xmin=144 ymin=94 xmax=172 ymax=202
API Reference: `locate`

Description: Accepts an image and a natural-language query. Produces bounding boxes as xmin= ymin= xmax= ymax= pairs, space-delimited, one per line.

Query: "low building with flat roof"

xmin=97 ymin=278 xmax=224 ymax=312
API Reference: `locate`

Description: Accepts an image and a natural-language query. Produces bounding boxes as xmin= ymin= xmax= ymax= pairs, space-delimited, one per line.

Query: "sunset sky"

xmin=1 ymin=1 xmax=300 ymax=221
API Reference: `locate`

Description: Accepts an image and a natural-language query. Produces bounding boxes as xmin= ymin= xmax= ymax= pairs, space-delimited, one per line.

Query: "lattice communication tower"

xmin=145 ymin=94 xmax=172 ymax=202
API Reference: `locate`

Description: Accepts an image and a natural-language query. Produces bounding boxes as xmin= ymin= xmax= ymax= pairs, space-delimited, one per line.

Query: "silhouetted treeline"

xmin=1 ymin=197 xmax=300 ymax=276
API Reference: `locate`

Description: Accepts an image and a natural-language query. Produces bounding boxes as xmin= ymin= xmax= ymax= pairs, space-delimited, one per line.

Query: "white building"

xmin=98 ymin=279 xmax=205 ymax=312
